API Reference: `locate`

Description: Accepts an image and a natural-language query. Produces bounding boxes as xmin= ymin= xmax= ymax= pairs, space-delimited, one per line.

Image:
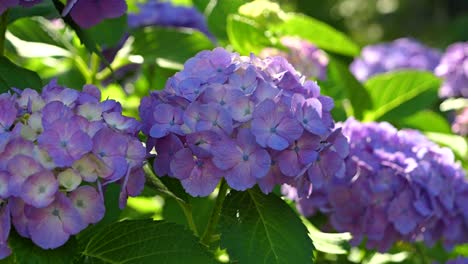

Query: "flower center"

xmin=242 ymin=154 xmax=249 ymax=161
xmin=52 ymin=208 xmax=60 ymax=217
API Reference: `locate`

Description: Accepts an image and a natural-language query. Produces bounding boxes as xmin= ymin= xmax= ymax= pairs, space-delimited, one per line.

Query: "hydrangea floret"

xmin=0 ymin=80 xmax=145 ymax=258
xmin=435 ymin=42 xmax=468 ymax=98
xmin=0 ymin=0 xmax=42 ymax=15
xmin=128 ymin=0 xmax=215 ymax=41
xmin=139 ymin=47 xmax=348 ymax=197
xmin=452 ymin=107 xmax=468 ymax=136
xmin=260 ymin=36 xmax=329 ymax=80
xmin=283 ymin=118 xmax=468 ymax=252
xmin=1 ymin=0 xmax=127 ymax=29
xmin=350 ymin=38 xmax=441 ymax=82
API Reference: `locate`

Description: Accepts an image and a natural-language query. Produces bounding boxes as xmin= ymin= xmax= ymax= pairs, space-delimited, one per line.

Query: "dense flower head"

xmin=62 ymin=0 xmax=127 ymax=28
xmin=260 ymin=36 xmax=329 ymax=80
xmin=1 ymin=0 xmax=126 ymax=28
xmin=0 ymin=80 xmax=145 ymax=257
xmin=445 ymin=257 xmax=468 ymax=264
xmin=435 ymin=42 xmax=468 ymax=98
xmin=0 ymin=0 xmax=42 ymax=15
xmin=140 ymin=47 xmax=347 ymax=196
xmin=284 ymin=118 xmax=468 ymax=252
xmin=350 ymin=38 xmax=441 ymax=82
xmin=128 ymin=0 xmax=215 ymax=41
xmin=452 ymin=107 xmax=468 ymax=136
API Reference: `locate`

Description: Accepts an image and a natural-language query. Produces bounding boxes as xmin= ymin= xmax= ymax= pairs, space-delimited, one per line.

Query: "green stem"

xmin=90 ymin=53 xmax=100 ymax=85
xmin=0 ymin=10 xmax=9 ymax=56
xmin=200 ymin=179 xmax=229 ymax=246
xmin=414 ymin=243 xmax=429 ymax=264
xmin=143 ymin=164 xmax=199 ymax=236
xmin=176 ymin=199 xmax=199 ymax=237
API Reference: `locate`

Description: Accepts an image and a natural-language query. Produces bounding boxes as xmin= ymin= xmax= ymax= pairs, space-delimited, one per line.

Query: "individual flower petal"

xmin=70 ymin=186 xmax=105 ymax=224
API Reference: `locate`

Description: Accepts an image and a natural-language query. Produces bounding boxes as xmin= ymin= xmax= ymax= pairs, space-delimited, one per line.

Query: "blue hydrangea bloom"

xmin=128 ymin=0 xmax=214 ymax=40
xmin=140 ymin=47 xmax=346 ymax=196
xmin=435 ymin=42 xmax=468 ymax=98
xmin=283 ymin=118 xmax=468 ymax=252
xmin=452 ymin=107 xmax=468 ymax=136
xmin=62 ymin=0 xmax=127 ymax=28
xmin=350 ymin=38 xmax=441 ymax=82
xmin=260 ymin=36 xmax=329 ymax=80
xmin=0 ymin=80 xmax=145 ymax=257
xmin=0 ymin=0 xmax=42 ymax=15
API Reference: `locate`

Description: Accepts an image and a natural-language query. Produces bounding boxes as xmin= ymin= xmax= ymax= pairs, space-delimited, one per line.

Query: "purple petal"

xmin=225 ymin=162 xmax=256 ymax=191
xmin=10 ymin=198 xmax=29 ymax=238
xmin=70 ymin=186 xmax=105 ymax=224
xmin=212 ymin=140 xmax=241 ymax=170
xmin=0 ymin=172 xmax=10 ymax=198
xmin=70 ymin=0 xmax=127 ymax=28
xmin=7 ymin=155 xmax=44 ymax=196
xmin=181 ymin=159 xmax=221 ymax=197
xmin=267 ymin=133 xmax=289 ymax=151
xmin=278 ymin=150 xmax=301 ymax=177
xmin=170 ymin=148 xmax=195 ymax=180
xmin=21 ymin=170 xmax=58 ymax=208
xmin=153 ymin=134 xmax=184 ymax=176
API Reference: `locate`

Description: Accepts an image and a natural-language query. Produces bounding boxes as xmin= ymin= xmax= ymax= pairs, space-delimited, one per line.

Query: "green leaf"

xmin=8 ymin=229 xmax=79 ymax=264
xmin=7 ymin=1 xmax=59 ymax=24
xmin=51 ymin=0 xmax=112 ymax=69
xmin=206 ymin=0 xmax=246 ymax=41
xmin=271 ymin=13 xmax=360 ymax=56
xmin=131 ymin=27 xmax=214 ymax=68
xmin=82 ymin=220 xmax=217 ymax=264
xmin=226 ymin=14 xmax=272 ymax=55
xmin=319 ymin=58 xmax=371 ymax=119
xmin=398 ymin=110 xmax=452 ymax=134
xmin=301 ymin=217 xmax=351 ymax=255
xmin=0 ymin=56 xmax=42 ymax=92
xmin=163 ymin=195 xmax=216 ymax=234
xmin=7 ymin=17 xmax=67 ymax=49
xmin=84 ymin=15 xmax=127 ymax=47
xmin=363 ymin=70 xmax=441 ymax=121
xmin=220 ymin=187 xmax=313 ymax=264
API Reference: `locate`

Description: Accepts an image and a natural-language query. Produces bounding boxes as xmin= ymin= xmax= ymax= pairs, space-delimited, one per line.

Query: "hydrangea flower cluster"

xmin=350 ymin=38 xmax=441 ymax=82
xmin=452 ymin=107 xmax=468 ymax=136
xmin=446 ymin=257 xmax=468 ymax=264
xmin=283 ymin=118 xmax=468 ymax=252
xmin=1 ymin=0 xmax=127 ymax=29
xmin=0 ymin=0 xmax=42 ymax=15
xmin=128 ymin=0 xmax=215 ymax=41
xmin=0 ymin=80 xmax=145 ymax=258
xmin=435 ymin=42 xmax=468 ymax=98
xmin=260 ymin=36 xmax=329 ymax=80
xmin=139 ymin=47 xmax=347 ymax=197
xmin=62 ymin=0 xmax=127 ymax=28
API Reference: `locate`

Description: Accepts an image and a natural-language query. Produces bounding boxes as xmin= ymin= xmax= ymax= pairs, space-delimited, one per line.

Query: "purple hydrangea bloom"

xmin=128 ymin=0 xmax=215 ymax=41
xmin=0 ymin=204 xmax=10 ymax=259
xmin=26 ymin=192 xmax=85 ymax=249
xmin=0 ymin=80 xmax=145 ymax=257
xmin=140 ymin=47 xmax=345 ymax=196
xmin=284 ymin=118 xmax=468 ymax=252
xmin=0 ymin=0 xmax=42 ymax=15
xmin=260 ymin=36 xmax=329 ymax=80
xmin=62 ymin=0 xmax=127 ymax=28
xmin=350 ymin=38 xmax=441 ymax=82
xmin=452 ymin=107 xmax=468 ymax=136
xmin=446 ymin=257 xmax=468 ymax=264
xmin=436 ymin=42 xmax=468 ymax=98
